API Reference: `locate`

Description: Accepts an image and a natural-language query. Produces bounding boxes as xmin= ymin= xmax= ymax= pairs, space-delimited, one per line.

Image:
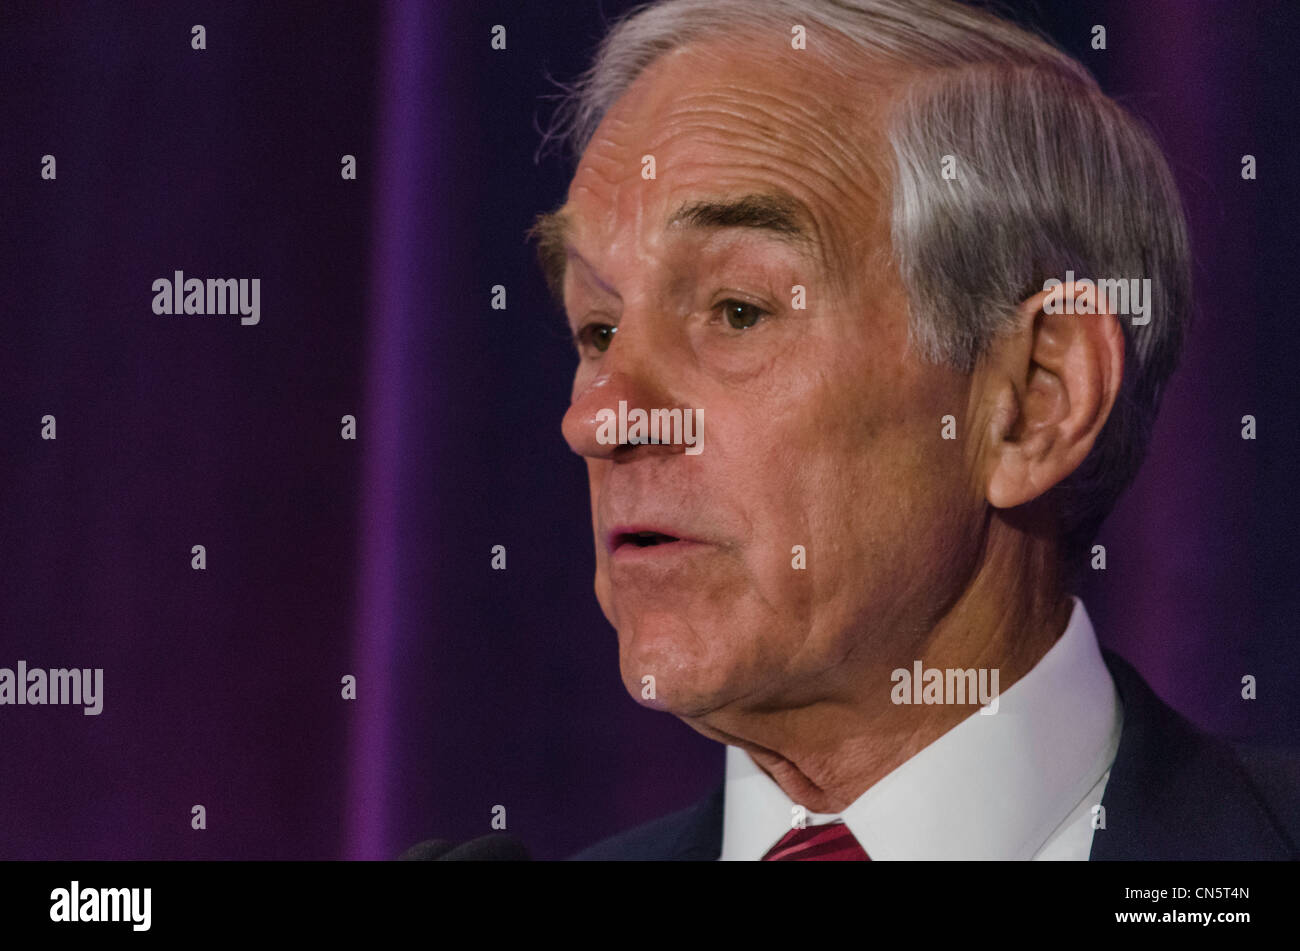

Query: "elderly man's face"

xmin=557 ymin=36 xmax=984 ymax=720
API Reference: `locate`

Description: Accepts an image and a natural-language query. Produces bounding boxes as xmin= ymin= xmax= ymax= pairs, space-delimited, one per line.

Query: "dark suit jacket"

xmin=570 ymin=650 xmax=1300 ymax=860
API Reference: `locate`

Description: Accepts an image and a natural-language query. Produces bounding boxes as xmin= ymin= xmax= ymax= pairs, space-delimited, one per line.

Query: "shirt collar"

xmin=720 ymin=596 xmax=1121 ymax=860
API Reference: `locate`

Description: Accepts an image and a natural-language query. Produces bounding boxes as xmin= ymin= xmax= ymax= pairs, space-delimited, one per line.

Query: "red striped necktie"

xmin=761 ymin=820 xmax=871 ymax=861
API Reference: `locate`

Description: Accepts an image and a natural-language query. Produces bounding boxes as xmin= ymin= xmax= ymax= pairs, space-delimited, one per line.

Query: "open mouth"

xmin=616 ymin=530 xmax=680 ymax=550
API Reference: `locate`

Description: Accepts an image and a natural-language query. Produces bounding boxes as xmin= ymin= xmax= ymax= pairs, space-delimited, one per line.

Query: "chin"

xmin=615 ymin=612 xmax=743 ymax=718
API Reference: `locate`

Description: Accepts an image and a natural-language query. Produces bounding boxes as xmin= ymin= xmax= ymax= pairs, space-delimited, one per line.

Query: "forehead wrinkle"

xmin=568 ymin=110 xmax=641 ymax=199
xmin=642 ymin=97 xmax=887 ymax=300
xmin=645 ymin=59 xmax=887 ymax=168
xmin=655 ymin=116 xmax=881 ymax=223
xmin=548 ymin=41 xmax=897 ymax=311
xmin=663 ymin=81 xmax=866 ymax=146
xmin=645 ymin=121 xmax=837 ymax=242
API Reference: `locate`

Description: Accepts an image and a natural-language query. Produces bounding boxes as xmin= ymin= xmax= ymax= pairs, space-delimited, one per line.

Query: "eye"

xmin=717 ymin=299 xmax=769 ymax=330
xmin=575 ymin=322 xmax=617 ymax=354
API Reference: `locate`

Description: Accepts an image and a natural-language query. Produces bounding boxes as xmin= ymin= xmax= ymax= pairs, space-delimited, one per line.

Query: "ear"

xmin=982 ymin=281 xmax=1125 ymax=509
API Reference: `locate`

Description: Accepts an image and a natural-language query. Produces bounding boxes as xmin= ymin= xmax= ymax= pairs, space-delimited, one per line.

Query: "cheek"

xmin=821 ymin=401 xmax=979 ymax=635
xmin=752 ymin=347 xmax=964 ymax=624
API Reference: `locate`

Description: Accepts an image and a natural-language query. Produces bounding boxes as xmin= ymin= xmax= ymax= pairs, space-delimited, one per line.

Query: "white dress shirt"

xmin=719 ymin=596 xmax=1123 ymax=860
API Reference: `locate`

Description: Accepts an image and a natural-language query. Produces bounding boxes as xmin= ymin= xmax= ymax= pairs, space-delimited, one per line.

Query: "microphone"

xmin=398 ymin=834 xmax=532 ymax=861
xmin=397 ymin=839 xmax=456 ymax=861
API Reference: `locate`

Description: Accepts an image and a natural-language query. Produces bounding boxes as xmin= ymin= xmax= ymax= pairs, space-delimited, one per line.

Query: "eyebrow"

xmin=525 ymin=208 xmax=574 ymax=305
xmin=527 ymin=191 xmax=822 ymax=306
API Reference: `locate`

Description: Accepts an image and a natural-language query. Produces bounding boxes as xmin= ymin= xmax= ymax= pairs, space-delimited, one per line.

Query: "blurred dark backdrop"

xmin=0 ymin=0 xmax=1296 ymax=860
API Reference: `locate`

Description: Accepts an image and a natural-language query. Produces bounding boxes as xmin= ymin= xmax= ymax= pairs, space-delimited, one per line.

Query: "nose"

xmin=561 ymin=327 xmax=689 ymax=461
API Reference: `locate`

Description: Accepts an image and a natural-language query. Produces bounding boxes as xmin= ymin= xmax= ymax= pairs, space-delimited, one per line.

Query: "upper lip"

xmin=605 ymin=524 xmax=696 ymax=554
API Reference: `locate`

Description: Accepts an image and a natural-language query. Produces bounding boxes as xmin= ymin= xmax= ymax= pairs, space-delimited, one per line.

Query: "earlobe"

xmin=987 ymin=443 xmax=1032 ymax=510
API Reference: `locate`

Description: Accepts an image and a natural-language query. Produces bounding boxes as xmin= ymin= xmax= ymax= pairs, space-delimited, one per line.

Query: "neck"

xmin=684 ymin=520 xmax=1072 ymax=813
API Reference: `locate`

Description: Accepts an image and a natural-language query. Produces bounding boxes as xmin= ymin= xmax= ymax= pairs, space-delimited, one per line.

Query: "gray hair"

xmin=539 ymin=0 xmax=1191 ymax=564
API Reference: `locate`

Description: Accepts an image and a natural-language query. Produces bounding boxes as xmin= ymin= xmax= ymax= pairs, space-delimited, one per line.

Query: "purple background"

xmin=0 ymin=0 xmax=1296 ymax=861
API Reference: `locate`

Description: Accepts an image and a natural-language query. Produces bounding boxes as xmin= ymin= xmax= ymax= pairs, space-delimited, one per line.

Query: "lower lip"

xmin=610 ymin=539 xmax=709 ymax=562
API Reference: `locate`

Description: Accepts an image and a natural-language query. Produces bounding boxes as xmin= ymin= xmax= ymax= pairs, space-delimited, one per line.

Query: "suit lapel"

xmin=666 ymin=782 xmax=725 ymax=860
xmin=1090 ymin=649 xmax=1291 ymax=859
